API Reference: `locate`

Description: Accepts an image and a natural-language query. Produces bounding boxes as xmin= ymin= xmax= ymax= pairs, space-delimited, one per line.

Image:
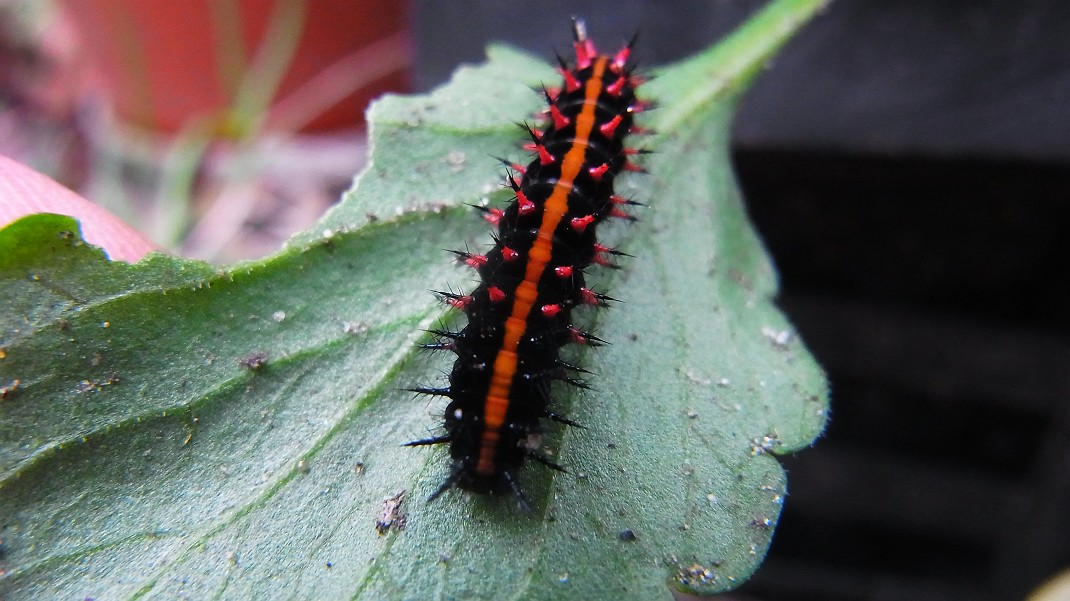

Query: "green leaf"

xmin=0 ymin=1 xmax=830 ymax=599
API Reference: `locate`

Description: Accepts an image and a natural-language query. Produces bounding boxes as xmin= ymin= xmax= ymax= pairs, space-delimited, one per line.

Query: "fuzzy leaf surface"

xmin=0 ymin=1 xmax=829 ymax=598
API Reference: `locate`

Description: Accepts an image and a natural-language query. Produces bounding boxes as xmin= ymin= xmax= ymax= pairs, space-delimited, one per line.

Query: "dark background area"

xmin=414 ymin=2 xmax=1070 ymax=600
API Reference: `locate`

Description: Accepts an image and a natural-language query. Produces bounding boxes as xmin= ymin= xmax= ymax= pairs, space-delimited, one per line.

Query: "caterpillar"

xmin=406 ymin=19 xmax=645 ymax=510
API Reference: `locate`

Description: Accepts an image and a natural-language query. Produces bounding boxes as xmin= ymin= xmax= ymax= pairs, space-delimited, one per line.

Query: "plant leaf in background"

xmin=0 ymin=1 xmax=829 ymax=599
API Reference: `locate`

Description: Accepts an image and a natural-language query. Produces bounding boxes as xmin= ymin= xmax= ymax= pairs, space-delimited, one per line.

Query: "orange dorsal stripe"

xmin=475 ymin=57 xmax=609 ymax=476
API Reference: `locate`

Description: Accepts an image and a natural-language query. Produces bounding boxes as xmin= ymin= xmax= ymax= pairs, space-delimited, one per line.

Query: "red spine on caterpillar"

xmin=406 ymin=19 xmax=645 ymax=511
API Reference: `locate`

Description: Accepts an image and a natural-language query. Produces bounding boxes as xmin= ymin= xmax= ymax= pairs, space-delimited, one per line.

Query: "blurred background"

xmin=1 ymin=0 xmax=410 ymax=260
xmin=2 ymin=1 xmax=1068 ymax=599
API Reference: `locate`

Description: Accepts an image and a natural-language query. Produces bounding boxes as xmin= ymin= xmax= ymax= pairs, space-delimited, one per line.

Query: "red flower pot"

xmin=61 ymin=0 xmax=411 ymax=135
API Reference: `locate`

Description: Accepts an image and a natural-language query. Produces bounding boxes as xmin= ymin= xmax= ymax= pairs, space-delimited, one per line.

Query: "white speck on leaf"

xmin=761 ymin=326 xmax=792 ymax=348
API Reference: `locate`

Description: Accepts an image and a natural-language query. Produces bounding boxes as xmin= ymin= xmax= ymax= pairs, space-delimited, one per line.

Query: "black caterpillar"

xmin=407 ymin=20 xmax=645 ymax=509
